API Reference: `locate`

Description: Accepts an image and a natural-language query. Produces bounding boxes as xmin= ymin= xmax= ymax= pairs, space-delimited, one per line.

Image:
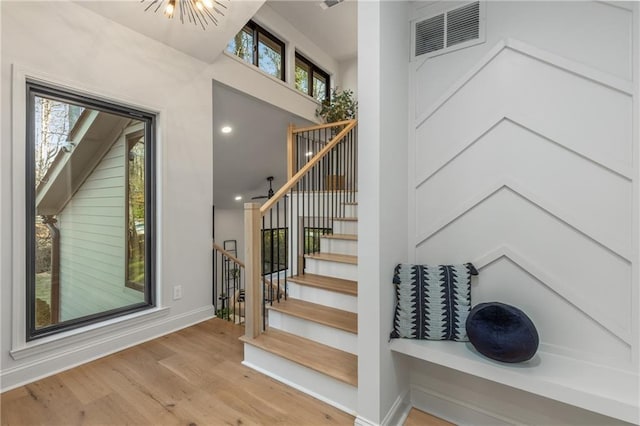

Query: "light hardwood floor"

xmin=1 ymin=319 xmax=450 ymax=425
xmin=1 ymin=319 xmax=353 ymax=425
xmin=405 ymin=408 xmax=453 ymax=426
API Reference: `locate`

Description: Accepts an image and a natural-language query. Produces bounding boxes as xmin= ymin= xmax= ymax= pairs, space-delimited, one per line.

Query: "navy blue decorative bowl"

xmin=466 ymin=302 xmax=539 ymax=363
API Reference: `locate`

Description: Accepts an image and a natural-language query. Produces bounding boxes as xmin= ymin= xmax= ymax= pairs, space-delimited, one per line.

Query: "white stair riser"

xmin=287 ymin=281 xmax=357 ymax=313
xmin=332 ymin=220 xmax=357 ymax=235
xmin=305 ymin=258 xmax=357 ymax=281
xmin=243 ymin=344 xmax=357 ymax=415
xmin=321 ymin=238 xmax=358 ymax=256
xmin=343 ymin=204 xmax=358 ymax=217
xmin=268 ymin=310 xmax=357 ymax=355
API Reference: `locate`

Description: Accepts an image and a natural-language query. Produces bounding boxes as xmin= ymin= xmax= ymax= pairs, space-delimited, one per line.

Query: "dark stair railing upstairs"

xmin=244 ymin=119 xmax=358 ymax=339
xmin=212 ymin=242 xmax=245 ymax=324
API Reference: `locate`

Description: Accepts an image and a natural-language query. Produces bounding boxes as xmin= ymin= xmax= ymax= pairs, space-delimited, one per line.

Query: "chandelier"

xmin=142 ymin=0 xmax=228 ymax=30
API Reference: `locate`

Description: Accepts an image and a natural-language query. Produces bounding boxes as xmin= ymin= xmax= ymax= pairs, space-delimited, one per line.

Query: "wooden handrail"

xmin=212 ymin=242 xmax=245 ymax=268
xmin=260 ymin=119 xmax=357 ymax=214
xmin=291 ymin=119 xmax=354 ymax=134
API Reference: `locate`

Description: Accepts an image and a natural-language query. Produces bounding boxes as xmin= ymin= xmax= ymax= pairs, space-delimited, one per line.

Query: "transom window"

xmin=26 ymin=81 xmax=156 ymax=340
xmin=295 ymin=53 xmax=330 ymax=102
xmin=227 ymin=20 xmax=285 ymax=81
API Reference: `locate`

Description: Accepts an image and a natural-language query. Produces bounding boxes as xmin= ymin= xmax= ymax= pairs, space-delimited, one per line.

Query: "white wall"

xmin=339 ymin=57 xmax=358 ymax=96
xmin=1 ymin=0 xmax=215 ymax=390
xmin=357 ymin=2 xmax=410 ymax=425
xmin=215 ymin=208 xmax=245 ymax=262
xmin=0 ymin=0 xmax=333 ymax=391
xmin=406 ymin=1 xmax=638 ymax=423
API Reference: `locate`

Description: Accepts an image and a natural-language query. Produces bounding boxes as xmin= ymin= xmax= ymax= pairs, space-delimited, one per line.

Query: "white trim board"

xmin=414 ymin=38 xmax=633 ymax=129
xmin=390 ymin=338 xmax=639 ymax=424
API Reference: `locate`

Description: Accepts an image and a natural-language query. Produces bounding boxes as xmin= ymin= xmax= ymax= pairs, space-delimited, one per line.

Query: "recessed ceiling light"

xmin=234 ymin=195 xmax=242 ymax=201
xmin=305 ymin=151 xmax=313 ymax=157
xmin=221 ymin=126 xmax=233 ymax=134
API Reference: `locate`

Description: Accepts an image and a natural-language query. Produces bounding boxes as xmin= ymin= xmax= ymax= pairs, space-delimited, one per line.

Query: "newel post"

xmin=244 ymin=202 xmax=262 ymax=339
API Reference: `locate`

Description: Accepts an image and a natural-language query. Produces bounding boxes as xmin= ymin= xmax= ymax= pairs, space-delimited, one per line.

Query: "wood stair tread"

xmin=321 ymin=233 xmax=357 ymax=241
xmin=267 ymin=298 xmax=357 ymax=333
xmin=288 ymin=273 xmax=357 ymax=296
xmin=241 ymin=329 xmax=358 ymax=386
xmin=305 ymin=252 xmax=357 ymax=265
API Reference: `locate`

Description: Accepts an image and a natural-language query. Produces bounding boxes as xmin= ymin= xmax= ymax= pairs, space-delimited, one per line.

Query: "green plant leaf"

xmin=316 ymin=87 xmax=358 ymax=123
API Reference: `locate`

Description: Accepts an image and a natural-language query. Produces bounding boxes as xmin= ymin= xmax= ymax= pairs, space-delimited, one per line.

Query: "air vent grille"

xmin=320 ymin=0 xmax=343 ymax=9
xmin=413 ymin=1 xmax=483 ymax=59
xmin=447 ymin=1 xmax=480 ymax=47
xmin=415 ymin=14 xmax=445 ymax=56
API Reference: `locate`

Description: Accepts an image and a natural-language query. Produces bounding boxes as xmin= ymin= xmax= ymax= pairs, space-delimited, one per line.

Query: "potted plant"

xmin=316 ymin=87 xmax=358 ymax=124
xmin=315 ymin=88 xmax=357 ymax=190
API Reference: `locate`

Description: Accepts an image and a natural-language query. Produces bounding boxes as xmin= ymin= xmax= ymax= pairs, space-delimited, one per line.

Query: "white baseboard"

xmin=410 ymin=383 xmax=516 ymax=426
xmin=382 ymin=390 xmax=411 ymax=426
xmin=353 ymin=391 xmax=410 ymax=426
xmin=1 ymin=306 xmax=215 ymax=392
xmin=354 ymin=416 xmax=378 ymax=426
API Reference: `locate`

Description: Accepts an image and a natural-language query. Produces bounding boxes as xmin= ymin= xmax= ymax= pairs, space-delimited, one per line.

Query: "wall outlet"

xmin=173 ymin=285 xmax=183 ymax=300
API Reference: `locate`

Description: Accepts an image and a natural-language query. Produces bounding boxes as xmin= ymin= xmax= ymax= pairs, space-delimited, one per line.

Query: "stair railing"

xmin=212 ymin=242 xmax=245 ymax=324
xmin=244 ymin=119 xmax=358 ymax=338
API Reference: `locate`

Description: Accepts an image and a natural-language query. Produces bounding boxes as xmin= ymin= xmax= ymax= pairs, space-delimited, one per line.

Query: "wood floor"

xmin=1 ymin=319 xmax=450 ymax=425
xmin=1 ymin=319 xmax=353 ymax=425
xmin=405 ymin=408 xmax=453 ymax=426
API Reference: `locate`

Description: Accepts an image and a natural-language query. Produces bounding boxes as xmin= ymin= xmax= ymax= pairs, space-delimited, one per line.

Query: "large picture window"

xmin=295 ymin=53 xmax=330 ymax=102
xmin=227 ymin=20 xmax=285 ymax=81
xmin=26 ymin=81 xmax=156 ymax=340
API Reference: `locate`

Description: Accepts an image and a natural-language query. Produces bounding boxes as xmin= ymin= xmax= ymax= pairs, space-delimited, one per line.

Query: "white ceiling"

xmin=212 ymin=82 xmax=313 ymax=209
xmin=267 ymin=0 xmax=357 ymax=62
xmin=78 ymin=0 xmax=357 ymax=64
xmin=77 ymin=0 xmax=264 ymax=63
xmin=77 ymin=0 xmax=354 ymax=209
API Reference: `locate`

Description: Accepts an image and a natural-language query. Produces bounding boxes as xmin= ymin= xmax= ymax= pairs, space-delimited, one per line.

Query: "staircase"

xmin=240 ymin=119 xmax=358 ymax=414
xmin=241 ymin=199 xmax=359 ymax=414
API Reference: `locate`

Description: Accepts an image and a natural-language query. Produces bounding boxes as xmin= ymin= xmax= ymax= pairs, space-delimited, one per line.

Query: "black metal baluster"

xmin=276 ymin=200 xmax=280 ymax=303
xmin=261 ymin=215 xmax=266 ymax=330
xmin=284 ymin=193 xmax=288 ymax=300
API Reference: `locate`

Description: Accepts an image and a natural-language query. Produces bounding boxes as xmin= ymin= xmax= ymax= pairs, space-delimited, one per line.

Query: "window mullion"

xmin=253 ymin=28 xmax=259 ymax=67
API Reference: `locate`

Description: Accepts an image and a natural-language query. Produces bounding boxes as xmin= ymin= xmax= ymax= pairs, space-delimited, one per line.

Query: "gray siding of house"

xmin=58 ymin=137 xmax=143 ymax=321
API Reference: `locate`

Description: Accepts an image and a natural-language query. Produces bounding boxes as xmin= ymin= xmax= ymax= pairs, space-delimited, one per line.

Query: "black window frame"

xmin=295 ymin=52 xmax=330 ymax=102
xmin=228 ymin=20 xmax=286 ymax=82
xmin=261 ymin=227 xmax=288 ymax=275
xmin=25 ymin=80 xmax=157 ymax=341
xmin=303 ymin=227 xmax=333 ymax=254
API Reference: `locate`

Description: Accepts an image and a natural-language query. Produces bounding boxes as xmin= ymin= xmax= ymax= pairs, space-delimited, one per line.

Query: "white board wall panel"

xmin=408 ymin=1 xmax=637 ymax=421
xmin=415 ymin=119 xmax=633 ymax=260
xmin=415 ymin=1 xmax=633 ymax=116
xmin=473 ymin=257 xmax=631 ymax=365
xmin=415 ymin=48 xmax=633 ymax=184
xmin=415 ymin=188 xmax=632 ymax=344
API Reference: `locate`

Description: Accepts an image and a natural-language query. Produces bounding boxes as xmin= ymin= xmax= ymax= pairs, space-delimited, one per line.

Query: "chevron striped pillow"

xmin=391 ymin=263 xmax=478 ymax=341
